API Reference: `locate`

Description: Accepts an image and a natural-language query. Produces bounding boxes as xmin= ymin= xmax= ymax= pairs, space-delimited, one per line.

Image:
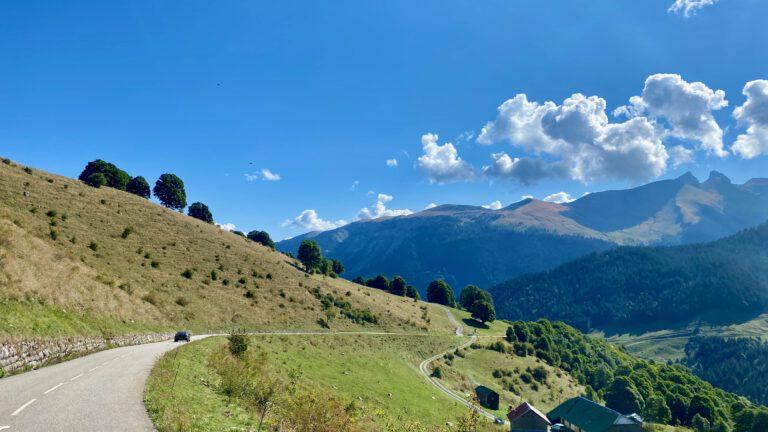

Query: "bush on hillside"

xmin=126 ymin=176 xmax=151 ymax=198
xmin=297 ymin=240 xmax=323 ymax=272
xmin=470 ymin=300 xmax=496 ymax=323
xmin=330 ymin=258 xmax=345 ymax=276
xmin=405 ymin=285 xmax=420 ymax=300
xmin=366 ymin=275 xmax=390 ymax=291
xmin=227 ymin=331 xmax=249 ymax=358
xmin=426 ymin=280 xmax=456 ymax=307
xmin=247 ymin=230 xmax=275 ymax=249
xmin=153 ymin=173 xmax=187 ymax=210
xmin=85 ymin=172 xmax=107 ymax=188
xmin=79 ymin=160 xmax=131 ymax=190
xmin=389 ymin=276 xmax=407 ymax=296
xmin=188 ymin=202 xmax=213 ymax=223
xmin=459 ymin=285 xmax=492 ymax=310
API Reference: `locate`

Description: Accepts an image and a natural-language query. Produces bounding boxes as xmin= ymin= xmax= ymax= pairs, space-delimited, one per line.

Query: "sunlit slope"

xmin=0 ymin=160 xmax=443 ymax=338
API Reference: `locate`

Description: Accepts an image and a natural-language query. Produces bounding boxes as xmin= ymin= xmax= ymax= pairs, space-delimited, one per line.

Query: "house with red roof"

xmin=508 ymin=402 xmax=551 ymax=432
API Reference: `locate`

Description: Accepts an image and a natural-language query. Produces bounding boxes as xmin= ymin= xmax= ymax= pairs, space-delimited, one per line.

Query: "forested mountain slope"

xmin=489 ymin=220 xmax=768 ymax=333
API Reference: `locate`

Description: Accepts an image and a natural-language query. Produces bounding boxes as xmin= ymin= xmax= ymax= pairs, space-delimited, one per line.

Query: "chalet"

xmin=547 ymin=397 xmax=643 ymax=432
xmin=475 ymin=385 xmax=500 ymax=410
xmin=508 ymin=402 xmax=551 ymax=432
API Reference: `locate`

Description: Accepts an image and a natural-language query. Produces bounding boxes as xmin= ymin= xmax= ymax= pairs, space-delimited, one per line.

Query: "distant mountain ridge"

xmin=278 ymin=171 xmax=768 ymax=291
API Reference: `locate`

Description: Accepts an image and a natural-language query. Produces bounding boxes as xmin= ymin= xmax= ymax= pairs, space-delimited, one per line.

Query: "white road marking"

xmin=11 ymin=399 xmax=36 ymax=416
xmin=101 ymin=361 xmax=109 ymax=366
xmin=0 ymin=426 xmax=11 ymax=430
xmin=70 ymin=374 xmax=84 ymax=381
xmin=88 ymin=366 xmax=100 ymax=372
xmin=44 ymin=383 xmax=65 ymax=394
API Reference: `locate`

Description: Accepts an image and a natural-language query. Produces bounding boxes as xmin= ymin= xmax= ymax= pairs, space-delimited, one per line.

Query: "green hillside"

xmin=490 ymin=221 xmax=768 ymax=334
xmin=0 ymin=159 xmax=454 ymax=339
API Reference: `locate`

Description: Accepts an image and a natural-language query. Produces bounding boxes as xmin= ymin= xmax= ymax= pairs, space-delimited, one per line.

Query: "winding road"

xmin=0 ymin=309 xmax=500 ymax=431
xmin=418 ymin=307 xmax=505 ymax=424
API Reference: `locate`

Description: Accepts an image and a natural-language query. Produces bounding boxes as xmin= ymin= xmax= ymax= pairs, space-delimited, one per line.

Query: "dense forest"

xmin=507 ymin=320 xmax=768 ymax=431
xmin=684 ymin=337 xmax=768 ymax=406
xmin=490 ymin=221 xmax=768 ymax=333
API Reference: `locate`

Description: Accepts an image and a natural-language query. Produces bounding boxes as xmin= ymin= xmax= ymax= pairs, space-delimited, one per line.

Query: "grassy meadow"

xmin=145 ymin=334 xmax=498 ymax=431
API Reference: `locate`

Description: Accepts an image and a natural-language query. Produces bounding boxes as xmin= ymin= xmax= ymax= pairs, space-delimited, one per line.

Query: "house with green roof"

xmin=547 ymin=397 xmax=643 ymax=432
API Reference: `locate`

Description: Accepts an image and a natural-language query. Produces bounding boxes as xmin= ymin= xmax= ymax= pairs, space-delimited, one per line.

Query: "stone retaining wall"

xmin=0 ymin=333 xmax=173 ymax=376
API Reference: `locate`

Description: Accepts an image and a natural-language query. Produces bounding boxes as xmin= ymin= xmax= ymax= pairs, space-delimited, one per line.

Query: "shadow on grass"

xmin=462 ymin=318 xmax=490 ymax=330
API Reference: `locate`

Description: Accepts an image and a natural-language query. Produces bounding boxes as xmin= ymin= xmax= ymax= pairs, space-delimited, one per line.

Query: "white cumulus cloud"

xmin=732 ymin=80 xmax=768 ymax=159
xmin=417 ymin=133 xmax=474 ymax=184
xmin=617 ymin=74 xmax=728 ymax=157
xmin=482 ymin=200 xmax=503 ymax=210
xmin=386 ymin=158 xmax=398 ymax=167
xmin=358 ymin=193 xmax=413 ymax=220
xmin=668 ymin=0 xmax=719 ymax=17
xmin=543 ymin=192 xmax=575 ymax=204
xmin=216 ymin=222 xmax=237 ymax=232
xmin=282 ymin=210 xmax=347 ymax=232
xmin=478 ymin=92 xmax=669 ymax=183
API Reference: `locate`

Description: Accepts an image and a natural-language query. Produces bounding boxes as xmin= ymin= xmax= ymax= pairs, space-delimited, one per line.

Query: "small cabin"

xmin=547 ymin=397 xmax=643 ymax=432
xmin=475 ymin=385 xmax=500 ymax=411
xmin=508 ymin=402 xmax=551 ymax=432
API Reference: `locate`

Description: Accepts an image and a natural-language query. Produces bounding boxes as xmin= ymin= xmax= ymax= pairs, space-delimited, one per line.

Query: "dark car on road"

xmin=174 ymin=331 xmax=191 ymax=342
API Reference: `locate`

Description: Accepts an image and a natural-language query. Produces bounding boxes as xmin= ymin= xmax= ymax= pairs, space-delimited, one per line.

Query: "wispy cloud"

xmin=668 ymin=0 xmax=719 ymax=17
xmin=245 ymin=168 xmax=282 ymax=182
xmin=386 ymin=158 xmax=398 ymax=167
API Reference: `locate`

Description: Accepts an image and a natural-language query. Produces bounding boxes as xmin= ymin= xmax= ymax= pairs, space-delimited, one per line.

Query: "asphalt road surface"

xmin=0 ymin=313 xmax=500 ymax=431
xmin=0 ymin=336 xmax=206 ymax=432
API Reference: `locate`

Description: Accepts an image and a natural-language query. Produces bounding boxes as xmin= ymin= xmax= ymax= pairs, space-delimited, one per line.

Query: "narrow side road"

xmin=418 ymin=307 xmax=506 ymax=424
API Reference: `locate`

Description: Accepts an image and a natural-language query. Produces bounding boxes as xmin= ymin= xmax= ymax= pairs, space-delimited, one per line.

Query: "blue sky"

xmin=2 ymin=0 xmax=768 ymax=239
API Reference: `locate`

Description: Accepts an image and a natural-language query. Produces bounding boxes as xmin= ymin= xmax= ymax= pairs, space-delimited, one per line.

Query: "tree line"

xmin=78 ymin=159 xmax=275 ymax=247
xmin=295 ymin=239 xmax=496 ymax=323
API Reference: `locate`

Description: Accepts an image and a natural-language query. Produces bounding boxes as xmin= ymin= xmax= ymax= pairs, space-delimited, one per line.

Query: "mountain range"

xmin=278 ymin=171 xmax=768 ymax=291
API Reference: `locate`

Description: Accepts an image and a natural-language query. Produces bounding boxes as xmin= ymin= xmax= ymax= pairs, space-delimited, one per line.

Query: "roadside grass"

xmin=146 ymin=334 xmax=492 ymax=431
xmin=437 ymin=345 xmax=584 ymax=417
xmin=0 ymin=160 xmax=439 ymax=339
xmin=0 ymin=299 xmax=163 ymax=339
xmin=145 ymin=337 xmax=255 ymax=432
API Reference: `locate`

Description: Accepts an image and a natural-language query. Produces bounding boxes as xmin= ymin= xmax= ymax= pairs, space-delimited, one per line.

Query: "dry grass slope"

xmin=0 ymin=160 xmax=448 ymax=339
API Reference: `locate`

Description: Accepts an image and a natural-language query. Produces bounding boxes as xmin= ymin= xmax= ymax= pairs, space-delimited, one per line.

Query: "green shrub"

xmin=23 ymin=167 xmax=32 ymax=174
xmin=49 ymin=229 xmax=58 ymax=240
xmin=88 ymin=241 xmax=98 ymax=251
xmin=150 ymin=260 xmax=160 ymax=268
xmin=1 ymin=158 xmax=10 ymax=165
xmin=46 ymin=210 xmax=57 ymax=218
xmin=431 ymin=366 xmax=442 ymax=379
xmin=121 ymin=227 xmax=133 ymax=239
xmin=181 ymin=269 xmax=194 ymax=279
xmin=227 ymin=331 xmax=249 ymax=358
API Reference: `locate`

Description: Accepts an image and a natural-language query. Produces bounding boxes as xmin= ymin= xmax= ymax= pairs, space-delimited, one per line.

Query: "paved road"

xmin=0 ymin=337 xmax=211 ymax=432
xmin=0 ymin=313 xmax=500 ymax=431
